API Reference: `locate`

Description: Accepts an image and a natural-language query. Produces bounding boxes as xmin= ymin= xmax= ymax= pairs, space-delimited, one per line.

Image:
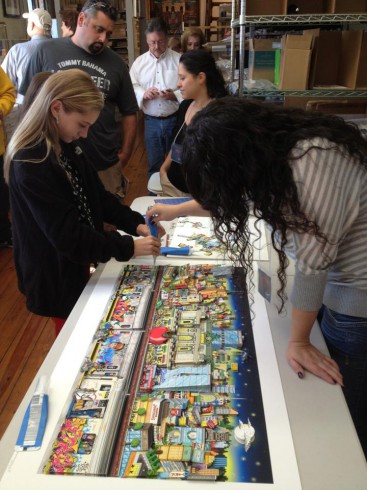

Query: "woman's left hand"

xmin=287 ymin=340 xmax=344 ymax=386
xmin=288 ymin=307 xmax=343 ymax=386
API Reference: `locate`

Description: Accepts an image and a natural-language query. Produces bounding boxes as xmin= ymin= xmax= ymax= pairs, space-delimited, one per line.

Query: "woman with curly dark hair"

xmin=147 ymin=96 xmax=367 ymax=458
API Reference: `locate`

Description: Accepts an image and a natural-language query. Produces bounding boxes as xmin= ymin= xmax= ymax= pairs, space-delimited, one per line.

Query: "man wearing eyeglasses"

xmin=130 ymin=17 xmax=181 ymax=181
xmin=19 ymin=0 xmax=138 ymax=200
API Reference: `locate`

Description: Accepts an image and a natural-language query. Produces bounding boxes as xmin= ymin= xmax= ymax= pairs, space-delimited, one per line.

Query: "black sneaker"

xmin=0 ymin=237 xmax=13 ymax=248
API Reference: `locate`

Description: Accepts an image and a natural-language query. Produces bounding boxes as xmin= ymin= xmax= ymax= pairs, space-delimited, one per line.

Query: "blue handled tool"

xmin=148 ymin=215 xmax=158 ymax=266
xmin=148 ymin=216 xmax=158 ymax=238
xmin=15 ymin=375 xmax=48 ymax=451
xmin=160 ymin=246 xmax=191 ymax=256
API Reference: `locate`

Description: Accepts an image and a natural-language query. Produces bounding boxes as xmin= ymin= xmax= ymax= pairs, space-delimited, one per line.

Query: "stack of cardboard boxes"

xmin=276 ymin=33 xmax=313 ymax=90
xmin=248 ymin=29 xmax=367 ymax=91
xmin=248 ymin=39 xmax=278 ymax=83
xmin=311 ymin=30 xmax=367 ymax=90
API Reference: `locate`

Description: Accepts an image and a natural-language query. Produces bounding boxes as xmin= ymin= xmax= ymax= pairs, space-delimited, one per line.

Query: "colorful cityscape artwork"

xmin=43 ymin=264 xmax=273 ymax=483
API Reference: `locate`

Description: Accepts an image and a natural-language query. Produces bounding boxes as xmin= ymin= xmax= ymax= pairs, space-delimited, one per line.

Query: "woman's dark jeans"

xmin=318 ymin=305 xmax=367 ymax=459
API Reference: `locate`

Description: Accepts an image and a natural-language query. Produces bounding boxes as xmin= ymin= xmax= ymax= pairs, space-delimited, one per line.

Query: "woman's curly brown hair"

xmin=183 ymin=97 xmax=367 ymax=311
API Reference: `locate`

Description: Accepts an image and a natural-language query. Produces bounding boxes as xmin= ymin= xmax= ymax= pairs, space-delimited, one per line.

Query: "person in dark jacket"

xmin=4 ymin=69 xmax=161 ymax=335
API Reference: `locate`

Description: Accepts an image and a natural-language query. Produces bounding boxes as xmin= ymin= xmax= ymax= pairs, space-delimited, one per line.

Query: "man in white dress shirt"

xmin=130 ymin=17 xmax=181 ymax=179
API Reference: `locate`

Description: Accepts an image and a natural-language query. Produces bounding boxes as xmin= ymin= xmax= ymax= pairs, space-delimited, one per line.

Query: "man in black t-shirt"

xmin=20 ymin=0 xmax=138 ymax=199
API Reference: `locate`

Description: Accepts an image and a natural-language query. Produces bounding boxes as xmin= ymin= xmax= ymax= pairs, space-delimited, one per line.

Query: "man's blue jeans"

xmin=144 ymin=114 xmax=177 ymax=178
xmin=318 ymin=305 xmax=367 ymax=458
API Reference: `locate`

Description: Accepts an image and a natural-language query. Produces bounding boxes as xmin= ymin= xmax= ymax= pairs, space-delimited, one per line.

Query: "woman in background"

xmin=59 ymin=9 xmax=79 ymax=37
xmin=5 ymin=69 xmax=161 ymax=335
xmin=168 ymin=36 xmax=181 ymax=53
xmin=181 ymin=27 xmax=206 ymax=52
xmin=159 ymin=50 xmax=227 ymax=197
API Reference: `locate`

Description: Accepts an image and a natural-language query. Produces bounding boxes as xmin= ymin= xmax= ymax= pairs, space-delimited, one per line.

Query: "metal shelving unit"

xmin=230 ymin=6 xmax=367 ymax=98
xmin=238 ymin=89 xmax=367 ymax=98
xmin=232 ymin=13 xmax=367 ymax=26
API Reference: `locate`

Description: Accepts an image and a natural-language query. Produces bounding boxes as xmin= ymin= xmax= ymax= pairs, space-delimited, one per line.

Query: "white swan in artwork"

xmin=234 ymin=418 xmax=255 ymax=452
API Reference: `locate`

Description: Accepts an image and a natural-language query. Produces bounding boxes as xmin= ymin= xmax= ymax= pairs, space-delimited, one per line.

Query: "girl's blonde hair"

xmin=4 ymin=69 xmax=104 ymax=182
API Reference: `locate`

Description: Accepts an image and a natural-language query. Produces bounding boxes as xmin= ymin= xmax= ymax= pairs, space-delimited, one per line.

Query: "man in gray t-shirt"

xmin=1 ymin=8 xmax=51 ymax=104
xmin=20 ymin=0 xmax=138 ymax=199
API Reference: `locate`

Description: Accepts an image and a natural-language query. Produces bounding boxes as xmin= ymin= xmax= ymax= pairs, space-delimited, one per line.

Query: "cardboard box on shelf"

xmin=284 ymin=96 xmax=367 ymax=110
xmin=248 ymin=38 xmax=279 ymax=82
xmin=310 ymin=30 xmax=367 ymax=89
xmin=276 ymin=32 xmax=314 ymax=89
xmin=342 ymin=31 xmax=367 ymax=89
xmin=310 ymin=31 xmax=340 ymax=87
xmin=326 ymin=0 xmax=367 ymax=13
xmin=288 ymin=0 xmax=326 ymax=14
xmin=246 ymin=0 xmax=286 ymax=15
xmin=357 ymin=32 xmax=367 ymax=88
xmin=305 ymin=100 xmax=367 ymax=114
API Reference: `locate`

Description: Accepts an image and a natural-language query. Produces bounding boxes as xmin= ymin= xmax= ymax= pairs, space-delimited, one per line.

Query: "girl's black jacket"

xmin=9 ymin=141 xmax=144 ymax=318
